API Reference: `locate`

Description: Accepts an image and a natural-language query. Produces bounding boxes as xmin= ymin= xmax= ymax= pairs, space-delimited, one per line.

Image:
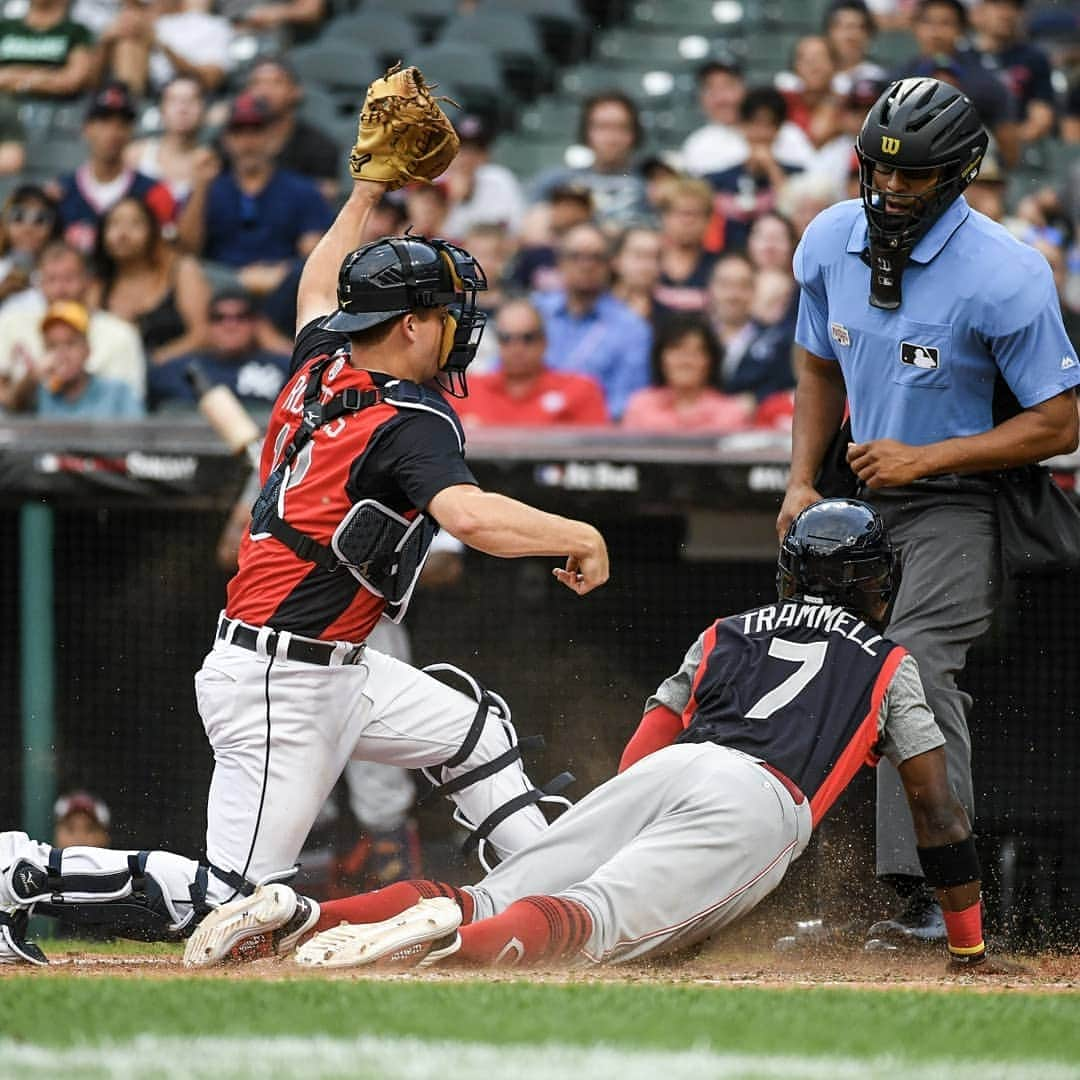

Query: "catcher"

xmin=0 ymin=66 xmax=608 ymax=966
xmin=189 ymin=500 xmax=1011 ymax=975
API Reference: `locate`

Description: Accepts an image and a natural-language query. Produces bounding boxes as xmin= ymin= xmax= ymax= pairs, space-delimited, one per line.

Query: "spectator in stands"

xmin=611 ymin=225 xmax=672 ymax=328
xmin=682 ymin=59 xmax=814 ymax=177
xmin=707 ymin=252 xmax=795 ymax=401
xmin=455 ymin=298 xmax=609 ymax=428
xmin=103 ymin=0 xmax=232 ymax=95
xmin=622 ymin=314 xmax=752 ymax=434
xmin=404 ymin=182 xmax=449 ymax=239
xmin=1065 ymin=79 xmax=1080 ymax=143
xmin=705 ymin=89 xmax=805 ymax=252
xmin=532 ymin=222 xmax=651 ymax=420
xmin=972 ymin=0 xmax=1056 ymax=145
xmin=149 ymin=286 xmax=288 ymax=413
xmin=222 ymin=0 xmax=324 ymax=35
xmin=811 ymin=75 xmax=884 ymax=190
xmin=54 ymin=82 xmax=177 ymax=254
xmin=509 ymin=183 xmax=593 ymax=293
xmin=0 ymin=299 xmax=143 ymax=417
xmin=746 ymin=211 xmax=797 ymax=274
xmin=93 ymin=195 xmax=209 ymax=365
xmin=0 ymin=97 xmax=25 ymax=178
xmin=654 ymin=178 xmax=717 ymax=313
xmin=462 ymin=222 xmax=513 ymax=374
xmin=779 ymin=172 xmax=846 ymax=237
xmin=125 ymin=74 xmax=205 ymax=205
xmin=782 ymin=36 xmax=844 ymax=151
xmin=964 ymin=146 xmax=1008 ymax=222
xmin=177 ymin=93 xmax=331 ymax=299
xmin=359 ymin=195 xmax=407 ymax=246
xmin=892 ymin=0 xmax=1020 ymax=164
xmin=824 ymin=0 xmax=886 ymax=94
xmin=444 ymin=113 xmax=526 ymax=240
xmin=0 ymin=186 xmax=60 ymax=308
xmin=0 ymin=241 xmax=145 ymax=399
xmin=0 ymin=0 xmax=94 ymax=98
xmin=243 ymin=57 xmax=338 ymax=205
xmin=54 ymin=790 xmax=111 ymax=849
xmin=530 ymin=92 xmax=649 ymax=229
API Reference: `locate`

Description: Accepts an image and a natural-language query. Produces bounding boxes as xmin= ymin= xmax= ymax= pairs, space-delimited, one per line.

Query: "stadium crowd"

xmin=0 ymin=0 xmax=1076 ymax=433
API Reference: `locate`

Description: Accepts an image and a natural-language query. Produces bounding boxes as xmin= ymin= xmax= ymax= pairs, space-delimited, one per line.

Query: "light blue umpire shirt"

xmin=794 ymin=196 xmax=1080 ymax=445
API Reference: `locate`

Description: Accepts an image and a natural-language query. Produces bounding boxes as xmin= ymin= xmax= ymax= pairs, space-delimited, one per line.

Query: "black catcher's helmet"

xmin=321 ymin=235 xmax=487 ymax=396
xmin=856 ymin=78 xmax=987 ymax=308
xmin=777 ymin=499 xmax=897 ymax=624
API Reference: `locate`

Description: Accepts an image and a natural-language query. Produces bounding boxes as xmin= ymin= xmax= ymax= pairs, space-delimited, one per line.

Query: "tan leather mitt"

xmin=349 ymin=63 xmax=460 ymax=191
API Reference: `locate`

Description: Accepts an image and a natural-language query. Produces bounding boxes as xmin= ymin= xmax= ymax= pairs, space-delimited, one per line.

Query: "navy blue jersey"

xmin=676 ymin=600 xmax=906 ymax=823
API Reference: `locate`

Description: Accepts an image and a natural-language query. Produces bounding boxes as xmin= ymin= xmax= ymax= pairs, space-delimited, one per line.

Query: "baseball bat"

xmin=186 ymin=362 xmax=261 ymax=467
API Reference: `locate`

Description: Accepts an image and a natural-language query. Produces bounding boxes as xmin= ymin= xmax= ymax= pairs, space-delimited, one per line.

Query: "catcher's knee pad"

xmin=9 ymin=848 xmax=210 ymax=941
xmin=419 ymin=663 xmax=574 ymax=871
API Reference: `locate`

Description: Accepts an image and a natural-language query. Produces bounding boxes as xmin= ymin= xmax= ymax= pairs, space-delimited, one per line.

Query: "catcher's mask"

xmin=776 ymin=498 xmax=897 ymax=629
xmin=322 ymin=235 xmax=487 ymax=397
xmin=855 ymin=78 xmax=986 ymax=310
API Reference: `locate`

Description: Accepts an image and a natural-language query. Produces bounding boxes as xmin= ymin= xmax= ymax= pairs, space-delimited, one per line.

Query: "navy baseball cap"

xmin=86 ymin=81 xmax=137 ymax=123
xmin=226 ymin=92 xmax=272 ymax=130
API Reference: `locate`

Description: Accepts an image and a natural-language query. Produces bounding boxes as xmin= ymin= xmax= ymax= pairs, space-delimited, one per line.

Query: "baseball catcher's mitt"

xmin=349 ymin=63 xmax=460 ymax=191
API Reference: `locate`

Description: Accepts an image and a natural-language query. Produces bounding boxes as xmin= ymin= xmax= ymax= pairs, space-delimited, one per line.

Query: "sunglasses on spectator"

xmin=6 ymin=207 xmax=53 ymax=226
xmin=561 ymin=249 xmax=607 ymax=263
xmin=210 ymin=308 xmax=254 ymax=322
xmin=497 ymin=330 xmax=544 ymax=345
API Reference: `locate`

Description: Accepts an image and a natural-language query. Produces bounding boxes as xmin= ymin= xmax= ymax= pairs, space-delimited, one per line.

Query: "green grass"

xmin=45 ymin=938 xmax=183 ymax=956
xmin=1 ymin=979 xmax=1079 ymax=1064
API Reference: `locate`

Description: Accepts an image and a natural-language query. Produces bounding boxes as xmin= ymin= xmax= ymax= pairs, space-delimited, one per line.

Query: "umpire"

xmin=778 ymin=78 xmax=1079 ymax=945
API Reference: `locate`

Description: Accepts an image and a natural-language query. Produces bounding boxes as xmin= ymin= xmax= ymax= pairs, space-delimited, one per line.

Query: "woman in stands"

xmin=621 ymin=313 xmax=752 ymax=434
xmin=92 ymin=195 xmax=210 ymax=365
xmin=125 ymin=75 xmax=207 ymax=206
xmin=0 ymin=184 xmax=60 ymax=308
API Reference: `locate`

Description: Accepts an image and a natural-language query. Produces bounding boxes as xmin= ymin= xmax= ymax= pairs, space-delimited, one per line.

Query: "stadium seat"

xmin=631 ymin=0 xmax=744 ymax=32
xmin=439 ymin=10 xmax=549 ymax=100
xmin=25 ymin=137 xmax=85 ymax=183
xmin=411 ymin=42 xmax=505 ymax=111
xmin=872 ymin=29 xmax=916 ymax=69
xmin=520 ymin=99 xmax=581 ymax=143
xmin=290 ymin=42 xmax=381 ymax=105
xmin=476 ymin=0 xmax=588 ymax=63
xmin=316 ymin=10 xmax=420 ymax=68
xmin=359 ymin=0 xmax=457 ymax=41
xmin=491 ymin=133 xmax=571 ymax=183
xmin=559 ymin=63 xmax=692 ymax=105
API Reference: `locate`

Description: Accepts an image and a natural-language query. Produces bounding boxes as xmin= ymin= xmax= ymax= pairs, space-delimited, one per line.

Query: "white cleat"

xmin=183 ymin=883 xmax=320 ymax=968
xmin=294 ymin=897 xmax=462 ymax=970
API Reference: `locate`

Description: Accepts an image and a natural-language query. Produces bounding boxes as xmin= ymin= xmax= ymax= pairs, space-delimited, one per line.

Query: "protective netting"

xmin=6 ymin=503 xmax=1080 ymax=941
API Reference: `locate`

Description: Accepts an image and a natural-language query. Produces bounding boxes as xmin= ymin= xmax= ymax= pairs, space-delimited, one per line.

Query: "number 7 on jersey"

xmin=745 ymin=638 xmax=829 ymax=719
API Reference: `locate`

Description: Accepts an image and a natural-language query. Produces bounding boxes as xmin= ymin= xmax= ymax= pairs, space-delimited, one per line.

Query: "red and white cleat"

xmin=294 ymin=897 xmax=462 ymax=970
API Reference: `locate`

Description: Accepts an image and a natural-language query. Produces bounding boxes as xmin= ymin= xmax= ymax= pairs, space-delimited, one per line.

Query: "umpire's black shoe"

xmin=864 ymin=885 xmax=946 ymax=951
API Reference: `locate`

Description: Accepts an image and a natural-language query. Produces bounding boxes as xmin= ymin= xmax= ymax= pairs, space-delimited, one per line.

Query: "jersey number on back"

xmin=745 ymin=638 xmax=829 ymax=719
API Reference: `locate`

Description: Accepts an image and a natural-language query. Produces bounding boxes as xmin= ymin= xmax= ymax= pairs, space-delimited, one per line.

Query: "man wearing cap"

xmin=890 ymin=0 xmax=1020 ymax=163
xmin=54 ymin=80 xmax=177 ymax=254
xmin=443 ymin=113 xmax=525 ymax=239
xmin=0 ymin=299 xmax=144 ymax=417
xmin=177 ymin=92 xmax=332 ymax=300
xmin=149 ymin=287 xmax=290 ymax=414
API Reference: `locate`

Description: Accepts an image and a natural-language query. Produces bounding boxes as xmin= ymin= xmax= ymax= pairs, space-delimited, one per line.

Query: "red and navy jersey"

xmin=225 ymin=321 xmax=476 ymax=641
xmin=676 ymin=600 xmax=907 ymax=824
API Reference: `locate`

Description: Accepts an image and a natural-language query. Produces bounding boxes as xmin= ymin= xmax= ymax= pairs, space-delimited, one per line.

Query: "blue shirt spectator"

xmin=178 ymin=92 xmax=331 ymax=275
xmin=38 ymin=373 xmax=143 ymax=417
xmin=531 ymin=223 xmax=652 ymax=420
xmin=149 ymin=287 xmax=289 ymax=412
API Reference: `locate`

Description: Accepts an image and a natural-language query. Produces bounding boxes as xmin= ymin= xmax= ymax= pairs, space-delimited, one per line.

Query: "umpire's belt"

xmin=216 ymin=613 xmax=365 ymax=667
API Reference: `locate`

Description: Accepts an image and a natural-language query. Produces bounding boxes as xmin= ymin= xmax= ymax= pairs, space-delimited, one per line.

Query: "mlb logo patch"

xmin=830 ymin=322 xmax=851 ymax=347
xmin=900 ymin=341 xmax=939 ymax=369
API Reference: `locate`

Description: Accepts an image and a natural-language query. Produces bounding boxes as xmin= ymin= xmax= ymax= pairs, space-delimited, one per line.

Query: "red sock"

xmin=457 ymin=896 xmax=592 ymax=965
xmin=314 ymin=880 xmax=474 ymax=934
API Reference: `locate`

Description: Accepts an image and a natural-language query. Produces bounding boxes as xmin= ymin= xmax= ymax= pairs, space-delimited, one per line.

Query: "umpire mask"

xmin=856 ymin=78 xmax=987 ymax=310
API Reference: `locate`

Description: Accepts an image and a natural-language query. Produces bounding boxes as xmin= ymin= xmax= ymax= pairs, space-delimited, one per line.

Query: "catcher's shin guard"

xmin=418 ymin=664 xmax=574 ymax=871
xmin=6 ymin=847 xmax=211 ymax=940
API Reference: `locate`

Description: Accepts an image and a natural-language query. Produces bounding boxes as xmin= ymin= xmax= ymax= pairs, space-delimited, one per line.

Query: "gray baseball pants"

xmin=867 ymin=490 xmax=1000 ymax=879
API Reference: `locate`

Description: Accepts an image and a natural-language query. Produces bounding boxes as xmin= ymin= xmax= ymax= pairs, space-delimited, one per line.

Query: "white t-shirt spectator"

xmin=681 ymin=122 xmax=816 ymax=176
xmin=149 ymin=12 xmax=232 ymax=92
xmin=444 ymin=163 xmax=526 ymax=238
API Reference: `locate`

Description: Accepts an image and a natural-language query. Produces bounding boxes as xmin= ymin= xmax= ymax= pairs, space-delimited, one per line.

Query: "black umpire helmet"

xmin=856 ymin=77 xmax=987 ymax=256
xmin=321 ymin=235 xmax=487 ymax=396
xmin=777 ymin=499 xmax=897 ymax=625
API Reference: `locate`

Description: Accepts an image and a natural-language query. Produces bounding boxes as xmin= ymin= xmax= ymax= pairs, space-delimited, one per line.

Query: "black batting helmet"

xmin=322 ymin=235 xmax=487 ymax=396
xmin=856 ymin=78 xmax=987 ymax=255
xmin=777 ymin=499 xmax=897 ymax=624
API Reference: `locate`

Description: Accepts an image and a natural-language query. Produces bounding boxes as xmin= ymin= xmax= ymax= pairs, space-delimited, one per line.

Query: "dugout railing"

xmin=4 ymin=419 xmax=1079 ymax=945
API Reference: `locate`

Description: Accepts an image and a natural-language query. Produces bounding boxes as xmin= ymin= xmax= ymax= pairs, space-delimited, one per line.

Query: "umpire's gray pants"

xmin=866 ymin=490 xmax=1000 ymax=879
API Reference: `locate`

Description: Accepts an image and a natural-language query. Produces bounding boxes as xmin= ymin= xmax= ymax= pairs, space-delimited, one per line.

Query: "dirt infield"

xmin=10 ymin=945 xmax=1079 ymax=992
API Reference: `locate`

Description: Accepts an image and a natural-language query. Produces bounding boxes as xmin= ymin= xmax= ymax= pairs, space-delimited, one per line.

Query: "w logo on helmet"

xmin=881 ymin=136 xmax=901 ymax=155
